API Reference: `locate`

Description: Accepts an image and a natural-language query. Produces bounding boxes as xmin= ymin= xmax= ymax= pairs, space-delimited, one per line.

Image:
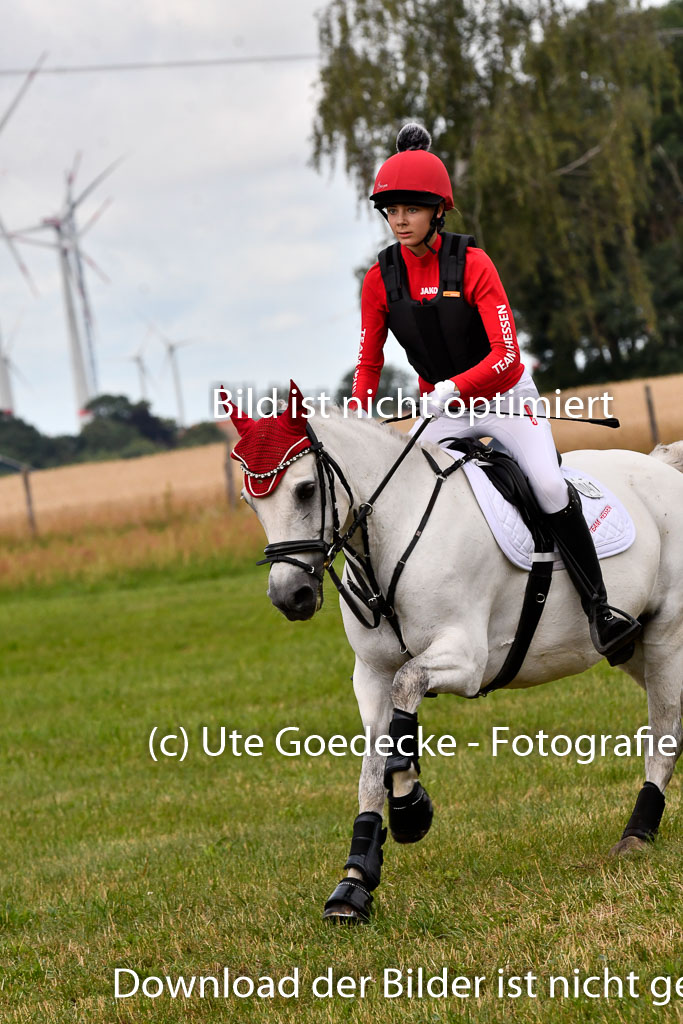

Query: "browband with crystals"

xmin=235 ymin=446 xmax=313 ymax=479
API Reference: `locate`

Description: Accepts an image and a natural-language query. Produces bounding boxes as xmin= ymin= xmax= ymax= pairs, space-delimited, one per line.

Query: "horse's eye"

xmin=296 ymin=481 xmax=316 ymax=502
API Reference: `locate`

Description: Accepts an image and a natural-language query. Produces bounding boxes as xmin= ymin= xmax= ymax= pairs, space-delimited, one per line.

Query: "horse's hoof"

xmin=608 ymin=835 xmax=649 ymax=858
xmin=322 ymin=902 xmax=364 ymax=924
xmin=389 ymin=781 xmax=433 ymax=844
xmin=323 ymin=878 xmax=372 ymax=924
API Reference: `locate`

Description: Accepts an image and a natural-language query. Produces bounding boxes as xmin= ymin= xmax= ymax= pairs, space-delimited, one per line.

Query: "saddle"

xmin=443 ymin=437 xmax=552 ymax=546
xmin=439 ymin=438 xmax=635 ymax=571
xmin=430 ymin=439 xmax=634 ymax=695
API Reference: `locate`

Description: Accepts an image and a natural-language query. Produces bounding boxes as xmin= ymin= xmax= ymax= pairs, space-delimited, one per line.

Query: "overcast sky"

xmin=0 ymin=0 xmax=669 ymax=436
xmin=0 ymin=0 xmax=404 ymax=435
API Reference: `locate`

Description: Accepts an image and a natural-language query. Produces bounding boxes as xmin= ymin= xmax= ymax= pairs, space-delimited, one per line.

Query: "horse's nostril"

xmin=292 ymin=585 xmax=316 ymax=611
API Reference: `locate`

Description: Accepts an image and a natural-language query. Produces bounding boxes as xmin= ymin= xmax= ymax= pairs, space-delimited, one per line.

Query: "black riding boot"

xmin=546 ymin=485 xmax=641 ymax=666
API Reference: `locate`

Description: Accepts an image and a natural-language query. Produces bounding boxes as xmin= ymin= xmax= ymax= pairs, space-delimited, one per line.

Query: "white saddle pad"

xmin=442 ymin=449 xmax=635 ymax=571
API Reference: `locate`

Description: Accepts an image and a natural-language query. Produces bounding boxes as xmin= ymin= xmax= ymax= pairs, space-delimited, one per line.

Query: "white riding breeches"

xmin=411 ymin=370 xmax=570 ymax=514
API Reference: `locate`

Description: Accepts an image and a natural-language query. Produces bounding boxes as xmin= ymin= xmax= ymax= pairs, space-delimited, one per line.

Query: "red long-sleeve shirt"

xmin=352 ymin=234 xmax=524 ymax=410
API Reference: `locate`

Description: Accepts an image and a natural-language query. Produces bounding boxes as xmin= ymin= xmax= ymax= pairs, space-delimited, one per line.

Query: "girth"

xmin=435 ymin=439 xmax=556 ymax=697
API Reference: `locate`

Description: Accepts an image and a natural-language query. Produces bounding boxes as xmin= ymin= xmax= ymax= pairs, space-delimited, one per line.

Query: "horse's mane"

xmin=307 ymin=401 xmax=413 ymax=449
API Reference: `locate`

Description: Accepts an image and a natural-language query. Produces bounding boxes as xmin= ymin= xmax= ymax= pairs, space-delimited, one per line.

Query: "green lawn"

xmin=1 ymin=567 xmax=681 ymax=1023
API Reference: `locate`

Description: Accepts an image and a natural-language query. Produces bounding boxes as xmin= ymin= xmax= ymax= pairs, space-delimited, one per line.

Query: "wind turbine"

xmin=149 ymin=325 xmax=196 ymax=427
xmin=63 ymin=152 xmax=118 ymax=395
xmin=8 ymin=156 xmax=120 ymax=424
xmin=0 ymin=314 xmax=27 ymax=416
xmin=0 ymin=53 xmax=45 ymax=297
xmin=0 ymin=330 xmax=16 ymax=416
xmin=130 ymin=341 xmax=152 ymax=402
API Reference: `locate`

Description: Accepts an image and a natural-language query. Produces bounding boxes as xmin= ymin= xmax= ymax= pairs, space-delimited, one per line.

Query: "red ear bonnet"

xmin=226 ymin=381 xmax=313 ymax=498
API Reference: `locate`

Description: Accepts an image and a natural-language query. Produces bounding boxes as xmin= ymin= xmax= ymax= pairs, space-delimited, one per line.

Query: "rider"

xmin=351 ymin=122 xmax=640 ymax=665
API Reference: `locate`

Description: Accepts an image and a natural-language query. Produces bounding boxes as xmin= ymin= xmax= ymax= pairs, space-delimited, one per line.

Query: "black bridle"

xmin=256 ymin=417 xmax=473 ymax=655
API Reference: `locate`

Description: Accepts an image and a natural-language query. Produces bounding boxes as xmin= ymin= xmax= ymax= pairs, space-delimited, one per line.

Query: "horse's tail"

xmin=650 ymin=441 xmax=683 ymax=473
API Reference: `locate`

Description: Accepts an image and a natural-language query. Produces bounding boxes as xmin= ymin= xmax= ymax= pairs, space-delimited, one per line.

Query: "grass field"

xmin=2 ymin=558 xmax=682 ymax=1023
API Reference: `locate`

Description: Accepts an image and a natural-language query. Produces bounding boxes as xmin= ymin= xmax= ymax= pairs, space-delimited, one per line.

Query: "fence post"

xmin=644 ymin=383 xmax=660 ymax=446
xmin=224 ymin=442 xmax=237 ymax=508
xmin=0 ymin=453 xmax=37 ymax=536
xmin=20 ymin=466 xmax=37 ymax=536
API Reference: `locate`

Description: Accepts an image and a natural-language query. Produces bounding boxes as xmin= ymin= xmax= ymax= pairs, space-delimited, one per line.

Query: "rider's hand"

xmin=424 ymin=380 xmax=460 ymax=418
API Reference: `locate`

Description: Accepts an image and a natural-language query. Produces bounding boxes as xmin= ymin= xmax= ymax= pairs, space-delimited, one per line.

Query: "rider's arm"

xmin=450 ymin=248 xmax=524 ymax=402
xmin=351 ymin=264 xmax=388 ymax=413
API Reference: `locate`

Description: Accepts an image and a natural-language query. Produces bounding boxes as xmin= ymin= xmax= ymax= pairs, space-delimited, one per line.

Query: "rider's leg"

xmin=543 ymin=484 xmax=641 ymax=663
xmin=473 ymin=378 xmax=641 ymax=664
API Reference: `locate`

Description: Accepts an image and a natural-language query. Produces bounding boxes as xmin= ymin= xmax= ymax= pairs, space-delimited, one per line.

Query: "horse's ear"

xmin=218 ymin=385 xmax=253 ymax=438
xmin=282 ymin=379 xmax=306 ymax=424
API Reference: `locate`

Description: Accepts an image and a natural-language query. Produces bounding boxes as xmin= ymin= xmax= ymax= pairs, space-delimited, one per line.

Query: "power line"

xmin=0 ymin=54 xmax=318 ymax=77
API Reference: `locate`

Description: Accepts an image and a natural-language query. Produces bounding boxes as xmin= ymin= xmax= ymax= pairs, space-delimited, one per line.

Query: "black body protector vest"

xmin=378 ymin=232 xmax=492 ymax=385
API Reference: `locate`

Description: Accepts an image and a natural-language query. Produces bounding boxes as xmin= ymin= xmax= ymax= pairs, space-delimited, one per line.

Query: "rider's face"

xmin=385 ymin=203 xmax=442 ymax=253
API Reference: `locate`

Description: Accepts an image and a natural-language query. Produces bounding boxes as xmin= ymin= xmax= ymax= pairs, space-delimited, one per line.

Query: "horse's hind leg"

xmin=610 ymin=637 xmax=683 ymax=857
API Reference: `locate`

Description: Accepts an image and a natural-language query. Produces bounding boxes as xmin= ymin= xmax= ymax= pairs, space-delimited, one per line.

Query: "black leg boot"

xmin=546 ymin=485 xmax=642 ymax=666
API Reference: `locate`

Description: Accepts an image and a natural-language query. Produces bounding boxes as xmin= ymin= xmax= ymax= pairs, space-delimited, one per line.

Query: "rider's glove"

xmin=424 ymin=379 xmax=461 ymax=418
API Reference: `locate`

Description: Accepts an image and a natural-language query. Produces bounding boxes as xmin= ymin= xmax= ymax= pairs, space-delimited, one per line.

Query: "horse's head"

xmin=224 ymin=381 xmax=350 ymax=621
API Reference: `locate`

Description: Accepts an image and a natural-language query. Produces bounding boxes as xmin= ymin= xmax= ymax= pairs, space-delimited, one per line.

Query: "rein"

xmin=257 ymin=416 xmax=472 ymax=655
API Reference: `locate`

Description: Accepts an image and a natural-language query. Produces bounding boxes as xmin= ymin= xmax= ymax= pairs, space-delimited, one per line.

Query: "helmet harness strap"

xmin=421 ymin=207 xmax=444 ymax=255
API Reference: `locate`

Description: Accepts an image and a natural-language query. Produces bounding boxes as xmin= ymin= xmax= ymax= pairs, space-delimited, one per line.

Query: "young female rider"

xmin=351 ymin=123 xmax=640 ymax=664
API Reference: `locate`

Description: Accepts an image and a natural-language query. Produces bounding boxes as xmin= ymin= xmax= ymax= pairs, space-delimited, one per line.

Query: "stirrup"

xmin=589 ymin=604 xmax=641 ymax=666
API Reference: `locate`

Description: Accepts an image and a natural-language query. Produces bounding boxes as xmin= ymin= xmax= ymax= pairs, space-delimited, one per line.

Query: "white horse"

xmin=233 ymin=392 xmax=683 ymax=923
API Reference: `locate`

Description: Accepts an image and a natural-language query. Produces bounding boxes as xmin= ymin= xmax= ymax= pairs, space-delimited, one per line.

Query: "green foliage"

xmin=78 ymin=415 xmax=141 ymax=455
xmin=0 ymin=394 xmax=224 ymax=471
xmin=0 ymin=413 xmax=54 ymax=469
xmin=177 ymin=420 xmax=225 ymax=447
xmin=313 ymin=0 xmax=683 ymax=388
xmin=84 ymin=393 xmax=176 ymax=447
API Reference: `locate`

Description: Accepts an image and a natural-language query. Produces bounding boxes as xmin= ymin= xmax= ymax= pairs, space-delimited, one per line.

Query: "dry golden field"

xmin=0 ymin=443 xmax=265 ymax=587
xmin=538 ymin=372 xmax=683 ymax=455
xmin=0 ymin=373 xmax=680 ymax=587
xmin=0 ymin=442 xmax=232 ymax=534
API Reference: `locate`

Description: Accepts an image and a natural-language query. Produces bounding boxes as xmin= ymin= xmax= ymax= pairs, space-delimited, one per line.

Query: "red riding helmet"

xmin=369 ymin=124 xmax=454 ymax=211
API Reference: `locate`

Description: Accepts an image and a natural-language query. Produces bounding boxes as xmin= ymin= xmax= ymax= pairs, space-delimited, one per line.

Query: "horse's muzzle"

xmin=268 ymin=576 xmax=321 ymax=621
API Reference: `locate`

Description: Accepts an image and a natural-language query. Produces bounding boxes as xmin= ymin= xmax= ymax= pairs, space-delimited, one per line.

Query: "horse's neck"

xmin=313 ymin=412 xmax=443 ymax=558
xmin=314 ymin=412 xmax=413 ymax=503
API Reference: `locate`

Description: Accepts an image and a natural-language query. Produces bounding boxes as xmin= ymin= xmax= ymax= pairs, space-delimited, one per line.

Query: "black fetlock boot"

xmin=546 ymin=485 xmax=641 ymax=666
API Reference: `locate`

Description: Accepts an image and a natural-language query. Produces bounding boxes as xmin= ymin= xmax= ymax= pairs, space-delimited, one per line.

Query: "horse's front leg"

xmin=323 ymin=657 xmax=393 ymax=924
xmin=385 ymin=629 xmax=485 ymax=844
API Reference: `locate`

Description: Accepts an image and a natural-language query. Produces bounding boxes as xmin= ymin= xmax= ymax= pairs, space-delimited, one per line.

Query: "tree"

xmin=313 ymin=0 xmax=682 ymax=388
xmin=177 ymin=421 xmax=225 ymax=447
xmin=0 ymin=394 xmax=226 ymax=471
xmin=84 ymin=394 xmax=176 ymax=447
xmin=0 ymin=413 xmax=54 ymax=469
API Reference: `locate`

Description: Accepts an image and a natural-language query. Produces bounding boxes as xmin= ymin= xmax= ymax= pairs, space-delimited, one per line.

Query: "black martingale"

xmin=257 ymin=428 xmax=556 ymax=697
xmin=257 ymin=416 xmax=473 ymax=656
